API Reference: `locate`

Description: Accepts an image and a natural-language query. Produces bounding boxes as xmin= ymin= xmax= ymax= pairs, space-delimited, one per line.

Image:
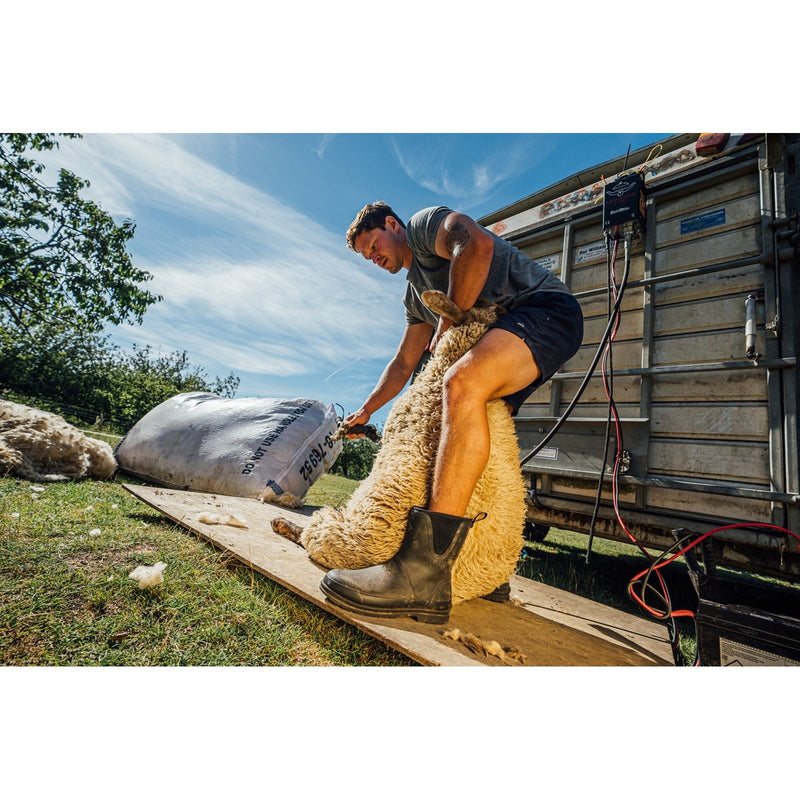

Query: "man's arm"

xmin=344 ymin=321 xmax=434 ymax=434
xmin=428 ymin=211 xmax=495 ymax=353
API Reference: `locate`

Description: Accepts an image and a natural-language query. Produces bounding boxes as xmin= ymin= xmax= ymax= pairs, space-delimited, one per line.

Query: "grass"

xmin=305 ymin=472 xmax=361 ymax=508
xmin=0 ymin=472 xmax=413 ymax=666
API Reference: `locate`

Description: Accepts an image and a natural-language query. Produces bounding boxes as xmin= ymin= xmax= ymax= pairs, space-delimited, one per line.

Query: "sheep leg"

xmin=270 ymin=517 xmax=305 ymax=545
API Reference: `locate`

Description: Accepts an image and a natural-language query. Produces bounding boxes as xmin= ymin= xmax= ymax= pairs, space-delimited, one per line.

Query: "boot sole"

xmin=320 ymin=581 xmax=450 ymax=625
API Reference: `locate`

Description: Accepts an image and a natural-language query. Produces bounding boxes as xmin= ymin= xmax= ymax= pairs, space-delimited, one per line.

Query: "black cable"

xmin=519 ymin=230 xmax=635 ymax=467
xmin=586 ymin=234 xmax=617 ymax=564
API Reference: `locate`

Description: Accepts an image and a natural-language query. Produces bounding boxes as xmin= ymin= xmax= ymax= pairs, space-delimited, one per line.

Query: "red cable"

xmin=629 ymin=522 xmax=800 ymax=620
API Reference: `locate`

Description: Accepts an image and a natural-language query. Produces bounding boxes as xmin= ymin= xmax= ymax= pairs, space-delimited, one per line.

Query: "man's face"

xmin=354 ymin=216 xmax=406 ymax=273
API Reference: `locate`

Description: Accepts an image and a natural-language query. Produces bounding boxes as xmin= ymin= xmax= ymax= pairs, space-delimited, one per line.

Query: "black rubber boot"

xmin=320 ymin=506 xmax=485 ymax=624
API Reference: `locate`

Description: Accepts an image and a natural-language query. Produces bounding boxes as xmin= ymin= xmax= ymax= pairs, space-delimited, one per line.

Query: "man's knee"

xmin=442 ymin=361 xmax=489 ymax=409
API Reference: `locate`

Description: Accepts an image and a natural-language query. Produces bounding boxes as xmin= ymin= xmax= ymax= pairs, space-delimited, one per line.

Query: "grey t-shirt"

xmin=403 ymin=205 xmax=570 ymax=326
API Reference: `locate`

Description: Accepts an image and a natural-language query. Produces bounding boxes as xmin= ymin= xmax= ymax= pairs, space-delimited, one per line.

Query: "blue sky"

xmin=38 ymin=132 xmax=670 ymax=427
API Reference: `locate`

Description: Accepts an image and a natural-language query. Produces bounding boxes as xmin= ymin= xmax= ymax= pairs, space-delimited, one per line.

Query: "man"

xmin=319 ymin=202 xmax=583 ymax=622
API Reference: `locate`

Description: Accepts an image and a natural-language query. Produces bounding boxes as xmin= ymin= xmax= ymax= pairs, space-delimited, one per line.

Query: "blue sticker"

xmin=681 ymin=208 xmax=726 ymax=235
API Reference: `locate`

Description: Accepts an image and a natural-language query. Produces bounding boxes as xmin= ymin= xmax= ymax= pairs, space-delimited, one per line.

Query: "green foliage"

xmin=0 ymin=319 xmax=239 ymax=431
xmin=0 ymin=132 xmax=161 ymax=333
xmin=330 ymin=436 xmax=381 ymax=480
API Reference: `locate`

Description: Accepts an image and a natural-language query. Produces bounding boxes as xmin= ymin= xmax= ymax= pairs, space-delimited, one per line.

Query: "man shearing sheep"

xmin=319 ymin=202 xmax=584 ymax=621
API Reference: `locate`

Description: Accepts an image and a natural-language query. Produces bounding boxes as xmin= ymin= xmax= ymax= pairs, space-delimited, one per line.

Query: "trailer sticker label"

xmin=719 ymin=637 xmax=800 ymax=666
xmin=574 ymin=242 xmax=606 ymax=264
xmin=530 ymin=254 xmax=561 ymax=273
xmin=533 ymin=447 xmax=559 ymax=460
xmin=680 ymin=208 xmax=726 ymax=235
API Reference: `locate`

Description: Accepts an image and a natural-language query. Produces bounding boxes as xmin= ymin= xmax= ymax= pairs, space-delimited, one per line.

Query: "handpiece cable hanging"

xmin=586 ymin=233 xmax=619 ymax=564
xmin=520 ymin=229 xmax=635 ymax=467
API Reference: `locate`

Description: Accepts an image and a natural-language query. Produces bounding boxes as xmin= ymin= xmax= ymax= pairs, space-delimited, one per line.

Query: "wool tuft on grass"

xmin=129 ymin=561 xmax=167 ymax=589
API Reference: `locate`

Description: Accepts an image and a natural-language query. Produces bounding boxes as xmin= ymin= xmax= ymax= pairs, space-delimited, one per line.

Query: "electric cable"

xmin=519 ymin=229 xmax=635 ymax=467
xmin=626 ymin=522 xmax=800 ymax=665
xmin=586 ymin=234 xmax=618 ymax=564
xmin=518 ymin=224 xmax=684 ymax=660
xmin=603 ymin=233 xmax=682 ymax=661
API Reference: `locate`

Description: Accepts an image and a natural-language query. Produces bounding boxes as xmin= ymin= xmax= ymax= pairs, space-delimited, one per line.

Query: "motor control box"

xmin=602 ymin=172 xmax=646 ymax=238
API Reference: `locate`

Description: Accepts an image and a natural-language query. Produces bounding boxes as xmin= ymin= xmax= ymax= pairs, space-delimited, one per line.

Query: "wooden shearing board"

xmin=123 ymin=484 xmax=674 ymax=666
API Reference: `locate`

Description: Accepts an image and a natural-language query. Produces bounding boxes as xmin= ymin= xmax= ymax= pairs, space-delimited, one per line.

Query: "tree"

xmin=331 ymin=436 xmax=381 ymax=480
xmin=0 ymin=133 xmax=161 ymax=334
xmin=0 ymin=319 xmax=239 ymax=431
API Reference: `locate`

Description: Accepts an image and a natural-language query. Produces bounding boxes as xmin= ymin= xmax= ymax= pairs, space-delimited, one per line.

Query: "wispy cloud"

xmin=36 ymin=134 xmax=407 ymax=403
xmin=324 ymin=356 xmax=361 ymax=382
xmin=314 ymin=133 xmax=335 ymax=159
xmin=388 ymin=134 xmax=556 ymax=208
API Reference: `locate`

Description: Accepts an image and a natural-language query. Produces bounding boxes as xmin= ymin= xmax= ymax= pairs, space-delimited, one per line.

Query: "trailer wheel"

xmin=524 ymin=520 xmax=550 ymax=543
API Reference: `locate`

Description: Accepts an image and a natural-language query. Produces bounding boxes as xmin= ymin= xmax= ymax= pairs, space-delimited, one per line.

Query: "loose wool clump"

xmin=0 ymin=400 xmax=117 ymax=482
xmin=129 ymin=561 xmax=167 ymax=589
xmin=442 ymin=628 xmax=527 ymax=665
xmin=286 ymin=290 xmax=528 ymax=604
xmin=197 ymin=511 xmax=249 ymax=528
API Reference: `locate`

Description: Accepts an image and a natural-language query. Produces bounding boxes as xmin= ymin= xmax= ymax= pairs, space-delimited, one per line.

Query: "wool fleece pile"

xmin=275 ymin=290 xmax=528 ymax=604
xmin=0 ymin=400 xmax=117 ymax=482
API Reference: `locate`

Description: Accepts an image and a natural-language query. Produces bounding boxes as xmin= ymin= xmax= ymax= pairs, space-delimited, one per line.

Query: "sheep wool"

xmin=297 ymin=290 xmax=528 ymax=604
xmin=0 ymin=400 xmax=117 ymax=482
xmin=197 ymin=512 xmax=248 ymax=528
xmin=128 ymin=561 xmax=167 ymax=589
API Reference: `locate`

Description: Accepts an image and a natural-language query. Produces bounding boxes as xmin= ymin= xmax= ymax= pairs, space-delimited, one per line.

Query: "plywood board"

xmin=123 ymin=484 xmax=674 ymax=667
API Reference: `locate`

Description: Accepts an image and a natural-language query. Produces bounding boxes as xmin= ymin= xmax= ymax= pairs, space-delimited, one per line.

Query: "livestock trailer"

xmin=480 ymin=133 xmax=800 ymax=582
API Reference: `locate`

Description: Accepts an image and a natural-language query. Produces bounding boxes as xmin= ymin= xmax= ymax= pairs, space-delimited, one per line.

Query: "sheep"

xmin=0 ymin=399 xmax=117 ymax=482
xmin=273 ymin=289 xmax=527 ymax=604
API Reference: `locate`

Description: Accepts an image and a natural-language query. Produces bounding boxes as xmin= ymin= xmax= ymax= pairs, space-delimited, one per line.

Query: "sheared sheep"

xmin=272 ymin=290 xmax=527 ymax=604
xmin=0 ymin=400 xmax=117 ymax=482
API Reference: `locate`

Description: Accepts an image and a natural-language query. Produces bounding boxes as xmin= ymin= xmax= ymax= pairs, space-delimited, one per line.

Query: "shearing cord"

xmin=519 ymin=229 xmax=635 ymax=468
xmin=586 ymin=233 xmax=618 ymax=564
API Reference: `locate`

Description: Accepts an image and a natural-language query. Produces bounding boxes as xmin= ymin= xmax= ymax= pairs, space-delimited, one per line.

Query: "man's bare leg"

xmin=428 ymin=328 xmax=541 ymax=517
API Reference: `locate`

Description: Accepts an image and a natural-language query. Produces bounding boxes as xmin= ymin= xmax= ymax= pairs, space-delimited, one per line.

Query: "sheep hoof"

xmin=271 ymin=517 xmax=304 ymax=544
xmin=480 ymin=582 xmax=511 ymax=603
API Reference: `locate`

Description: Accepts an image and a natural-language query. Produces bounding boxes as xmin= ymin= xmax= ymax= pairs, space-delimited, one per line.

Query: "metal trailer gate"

xmin=479 ymin=133 xmax=800 ymax=581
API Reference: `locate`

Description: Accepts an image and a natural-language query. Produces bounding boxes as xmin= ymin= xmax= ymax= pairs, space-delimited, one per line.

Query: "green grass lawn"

xmin=0 ymin=472 xmax=412 ymax=666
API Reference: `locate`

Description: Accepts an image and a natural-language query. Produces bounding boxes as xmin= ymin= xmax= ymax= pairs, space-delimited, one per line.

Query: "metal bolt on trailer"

xmin=480 ymin=133 xmax=800 ymax=582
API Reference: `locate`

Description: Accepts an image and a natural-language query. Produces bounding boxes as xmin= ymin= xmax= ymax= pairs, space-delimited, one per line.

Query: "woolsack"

xmin=285 ymin=290 xmax=527 ymax=604
xmin=0 ymin=400 xmax=117 ymax=482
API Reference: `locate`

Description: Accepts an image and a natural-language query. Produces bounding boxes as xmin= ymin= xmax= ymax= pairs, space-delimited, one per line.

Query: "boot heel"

xmin=412 ymin=609 xmax=450 ymax=624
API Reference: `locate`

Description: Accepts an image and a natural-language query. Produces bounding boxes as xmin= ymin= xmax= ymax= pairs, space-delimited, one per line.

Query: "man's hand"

xmin=428 ymin=316 xmax=453 ymax=354
xmin=343 ymin=407 xmax=371 ymax=439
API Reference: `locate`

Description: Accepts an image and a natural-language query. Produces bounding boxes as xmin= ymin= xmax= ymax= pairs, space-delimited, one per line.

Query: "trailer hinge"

xmin=766 ymin=313 xmax=780 ymax=339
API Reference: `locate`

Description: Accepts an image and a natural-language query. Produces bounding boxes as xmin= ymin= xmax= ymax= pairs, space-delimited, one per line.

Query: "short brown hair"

xmin=345 ymin=202 xmax=405 ymax=251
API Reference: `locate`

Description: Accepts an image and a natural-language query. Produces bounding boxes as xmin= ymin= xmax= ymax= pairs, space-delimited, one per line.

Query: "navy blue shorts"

xmin=490 ymin=292 xmax=584 ymax=415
